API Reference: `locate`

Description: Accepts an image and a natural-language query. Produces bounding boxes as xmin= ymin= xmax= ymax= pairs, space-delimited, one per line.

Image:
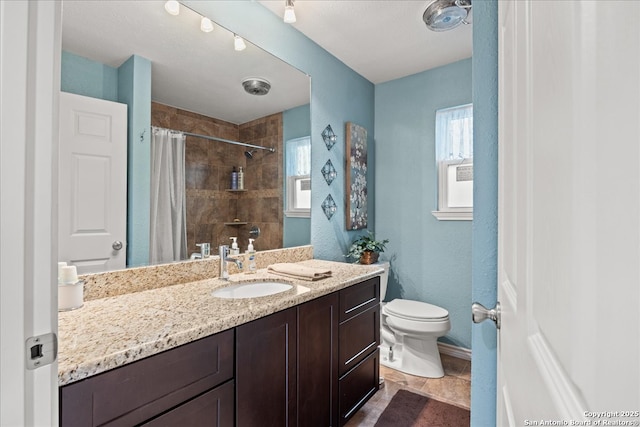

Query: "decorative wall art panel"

xmin=345 ymin=122 xmax=367 ymax=230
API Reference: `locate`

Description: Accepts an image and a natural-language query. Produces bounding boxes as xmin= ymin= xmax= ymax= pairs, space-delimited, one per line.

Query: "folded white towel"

xmin=267 ymin=263 xmax=332 ymax=281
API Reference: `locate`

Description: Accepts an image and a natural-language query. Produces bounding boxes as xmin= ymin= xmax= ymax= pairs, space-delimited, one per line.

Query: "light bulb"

xmin=200 ymin=17 xmax=214 ymax=33
xmin=283 ymin=5 xmax=296 ymax=23
xmin=234 ymin=35 xmax=246 ymax=51
xmin=164 ymin=0 xmax=180 ymax=16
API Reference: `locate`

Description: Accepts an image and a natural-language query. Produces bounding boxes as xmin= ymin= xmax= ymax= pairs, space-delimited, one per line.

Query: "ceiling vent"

xmin=242 ymin=78 xmax=271 ymax=96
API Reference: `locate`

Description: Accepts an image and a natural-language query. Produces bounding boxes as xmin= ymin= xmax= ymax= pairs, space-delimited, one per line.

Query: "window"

xmin=285 ymin=136 xmax=311 ymax=217
xmin=432 ymin=104 xmax=473 ymax=220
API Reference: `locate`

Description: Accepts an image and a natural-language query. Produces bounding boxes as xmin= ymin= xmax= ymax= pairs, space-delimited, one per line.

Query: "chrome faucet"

xmin=190 ymin=243 xmax=211 ymax=260
xmin=219 ymin=245 xmax=243 ymax=279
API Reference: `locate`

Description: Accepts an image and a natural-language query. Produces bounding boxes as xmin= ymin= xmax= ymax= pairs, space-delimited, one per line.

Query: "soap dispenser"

xmin=230 ymin=237 xmax=239 ymax=255
xmin=246 ymin=238 xmax=256 ymax=274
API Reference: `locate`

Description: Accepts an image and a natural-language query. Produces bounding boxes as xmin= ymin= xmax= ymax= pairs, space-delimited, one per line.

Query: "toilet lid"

xmin=384 ymin=299 xmax=449 ymax=321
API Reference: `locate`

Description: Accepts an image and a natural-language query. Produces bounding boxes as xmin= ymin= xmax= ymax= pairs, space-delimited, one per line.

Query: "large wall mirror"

xmin=60 ymin=1 xmax=311 ymax=273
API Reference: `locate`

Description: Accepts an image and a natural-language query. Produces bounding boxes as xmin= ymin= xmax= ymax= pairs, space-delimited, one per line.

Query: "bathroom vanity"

xmin=58 ymin=254 xmax=382 ymax=426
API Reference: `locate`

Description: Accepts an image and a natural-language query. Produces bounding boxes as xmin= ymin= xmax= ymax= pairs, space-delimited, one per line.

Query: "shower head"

xmin=245 ymin=150 xmax=255 ymax=159
xmin=423 ymin=0 xmax=472 ymax=32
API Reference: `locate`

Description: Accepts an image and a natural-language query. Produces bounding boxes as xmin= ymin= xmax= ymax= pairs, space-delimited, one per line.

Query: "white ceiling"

xmin=61 ymin=1 xmax=310 ymax=124
xmin=61 ymin=1 xmax=472 ymax=125
xmin=258 ymin=0 xmax=473 ymax=84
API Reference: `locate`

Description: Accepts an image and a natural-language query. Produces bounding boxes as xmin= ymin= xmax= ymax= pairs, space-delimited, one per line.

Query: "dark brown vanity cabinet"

xmin=235 ymin=277 xmax=380 ymax=427
xmin=234 ymin=293 xmax=341 ymax=427
xmin=59 ymin=329 xmax=234 ymax=427
xmin=60 ymin=276 xmax=380 ymax=427
xmin=337 ymin=277 xmax=380 ymax=425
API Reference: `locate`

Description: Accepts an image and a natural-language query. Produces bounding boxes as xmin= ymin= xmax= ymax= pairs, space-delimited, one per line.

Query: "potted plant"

xmin=347 ymin=231 xmax=389 ymax=264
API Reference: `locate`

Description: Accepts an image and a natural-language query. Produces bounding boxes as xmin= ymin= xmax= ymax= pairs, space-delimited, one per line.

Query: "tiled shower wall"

xmin=151 ymin=102 xmax=283 ymax=255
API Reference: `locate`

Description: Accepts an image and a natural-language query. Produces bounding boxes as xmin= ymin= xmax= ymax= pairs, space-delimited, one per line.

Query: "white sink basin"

xmin=212 ymin=281 xmax=293 ymax=299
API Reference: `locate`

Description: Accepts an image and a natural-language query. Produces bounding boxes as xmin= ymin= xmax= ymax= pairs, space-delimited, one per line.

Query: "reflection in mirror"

xmin=60 ymin=1 xmax=311 ymax=272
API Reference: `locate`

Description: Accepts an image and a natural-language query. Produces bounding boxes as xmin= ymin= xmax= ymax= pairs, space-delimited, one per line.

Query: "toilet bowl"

xmin=377 ymin=262 xmax=451 ymax=378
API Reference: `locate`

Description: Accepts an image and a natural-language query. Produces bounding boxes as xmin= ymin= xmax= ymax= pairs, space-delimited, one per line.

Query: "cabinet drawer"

xmin=339 ymin=277 xmax=380 ymax=322
xmin=142 ymin=380 xmax=234 ymax=427
xmin=338 ymin=349 xmax=380 ymax=426
xmin=60 ymin=329 xmax=234 ymax=427
xmin=339 ymin=305 xmax=379 ymax=376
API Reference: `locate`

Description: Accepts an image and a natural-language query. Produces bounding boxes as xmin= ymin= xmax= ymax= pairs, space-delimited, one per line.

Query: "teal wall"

xmin=117 ymin=55 xmax=152 ymax=267
xmin=185 ymin=1 xmax=375 ymax=261
xmin=61 ymin=51 xmax=118 ymax=102
xmin=471 ymin=0 xmax=499 ymax=425
xmin=61 ymin=51 xmax=152 ymax=267
xmin=283 ymin=104 xmax=311 ymax=248
xmin=374 ymin=59 xmax=473 ymax=349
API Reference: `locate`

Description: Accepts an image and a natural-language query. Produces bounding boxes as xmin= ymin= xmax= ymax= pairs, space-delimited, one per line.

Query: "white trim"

xmin=528 ymin=333 xmax=587 ymax=421
xmin=438 ymin=342 xmax=472 ymax=361
xmin=437 ymin=102 xmax=473 ymax=114
xmin=432 ymin=211 xmax=473 ymax=221
xmin=284 ymin=209 xmax=310 ymax=218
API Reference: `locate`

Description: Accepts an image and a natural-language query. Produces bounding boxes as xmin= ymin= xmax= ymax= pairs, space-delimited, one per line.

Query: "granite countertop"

xmin=58 ymin=259 xmax=383 ymax=386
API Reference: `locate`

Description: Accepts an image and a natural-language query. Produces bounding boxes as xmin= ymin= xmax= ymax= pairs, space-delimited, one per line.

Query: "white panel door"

xmin=59 ymin=92 xmax=127 ymax=273
xmin=498 ymin=0 xmax=640 ymax=424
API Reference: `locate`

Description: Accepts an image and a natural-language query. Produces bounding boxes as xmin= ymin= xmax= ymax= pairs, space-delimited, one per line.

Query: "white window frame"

xmin=432 ymin=159 xmax=473 ymax=220
xmin=284 ymin=136 xmax=311 ymax=218
xmin=285 ymin=174 xmax=311 ymax=218
xmin=432 ymin=103 xmax=473 ymax=221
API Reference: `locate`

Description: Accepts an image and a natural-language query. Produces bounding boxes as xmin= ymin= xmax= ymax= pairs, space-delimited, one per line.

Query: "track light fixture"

xmin=234 ymin=35 xmax=246 ymax=51
xmin=284 ymin=0 xmax=296 ymax=24
xmin=200 ymin=16 xmax=214 ymax=33
xmin=164 ymin=0 xmax=180 ymax=16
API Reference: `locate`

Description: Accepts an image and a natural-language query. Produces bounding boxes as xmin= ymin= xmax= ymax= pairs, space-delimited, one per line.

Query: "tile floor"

xmin=345 ymin=353 xmax=471 ymax=426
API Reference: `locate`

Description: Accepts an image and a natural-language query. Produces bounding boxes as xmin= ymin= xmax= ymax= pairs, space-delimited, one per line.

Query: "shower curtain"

xmin=149 ymin=128 xmax=187 ymax=264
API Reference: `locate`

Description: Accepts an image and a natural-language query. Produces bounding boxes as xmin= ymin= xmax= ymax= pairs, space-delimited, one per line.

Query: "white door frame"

xmin=0 ymin=1 xmax=60 ymax=425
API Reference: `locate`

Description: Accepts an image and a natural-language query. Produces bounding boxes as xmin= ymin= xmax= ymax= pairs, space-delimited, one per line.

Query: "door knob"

xmin=112 ymin=241 xmax=123 ymax=251
xmin=471 ymin=302 xmax=501 ymax=329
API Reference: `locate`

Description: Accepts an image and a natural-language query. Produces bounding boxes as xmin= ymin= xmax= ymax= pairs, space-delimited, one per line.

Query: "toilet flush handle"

xmin=471 ymin=302 xmax=501 ymax=329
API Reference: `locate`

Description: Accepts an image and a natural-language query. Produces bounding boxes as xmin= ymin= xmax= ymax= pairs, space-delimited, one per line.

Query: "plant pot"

xmin=359 ymin=251 xmax=379 ymax=265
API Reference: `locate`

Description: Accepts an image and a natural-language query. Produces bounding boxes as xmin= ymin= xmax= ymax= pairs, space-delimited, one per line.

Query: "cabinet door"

xmin=236 ymin=308 xmax=297 ymax=427
xmin=142 ymin=380 xmax=234 ymax=427
xmin=297 ymin=293 xmax=339 ymax=427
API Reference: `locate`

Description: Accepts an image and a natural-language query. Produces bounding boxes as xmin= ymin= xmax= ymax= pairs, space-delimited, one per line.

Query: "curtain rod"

xmin=151 ymin=126 xmax=276 ymax=153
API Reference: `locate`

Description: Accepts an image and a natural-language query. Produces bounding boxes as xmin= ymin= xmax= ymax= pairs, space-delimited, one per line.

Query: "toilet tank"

xmin=378 ymin=261 xmax=390 ymax=300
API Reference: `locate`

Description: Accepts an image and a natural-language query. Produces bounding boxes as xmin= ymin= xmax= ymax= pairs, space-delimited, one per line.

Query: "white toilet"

xmin=378 ymin=262 xmax=451 ymax=378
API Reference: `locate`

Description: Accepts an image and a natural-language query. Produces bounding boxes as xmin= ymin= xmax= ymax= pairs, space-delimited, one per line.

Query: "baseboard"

xmin=438 ymin=342 xmax=471 ymax=361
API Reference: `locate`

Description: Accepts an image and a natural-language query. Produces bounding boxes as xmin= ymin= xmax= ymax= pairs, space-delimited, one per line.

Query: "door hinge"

xmin=26 ymin=332 xmax=57 ymax=370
